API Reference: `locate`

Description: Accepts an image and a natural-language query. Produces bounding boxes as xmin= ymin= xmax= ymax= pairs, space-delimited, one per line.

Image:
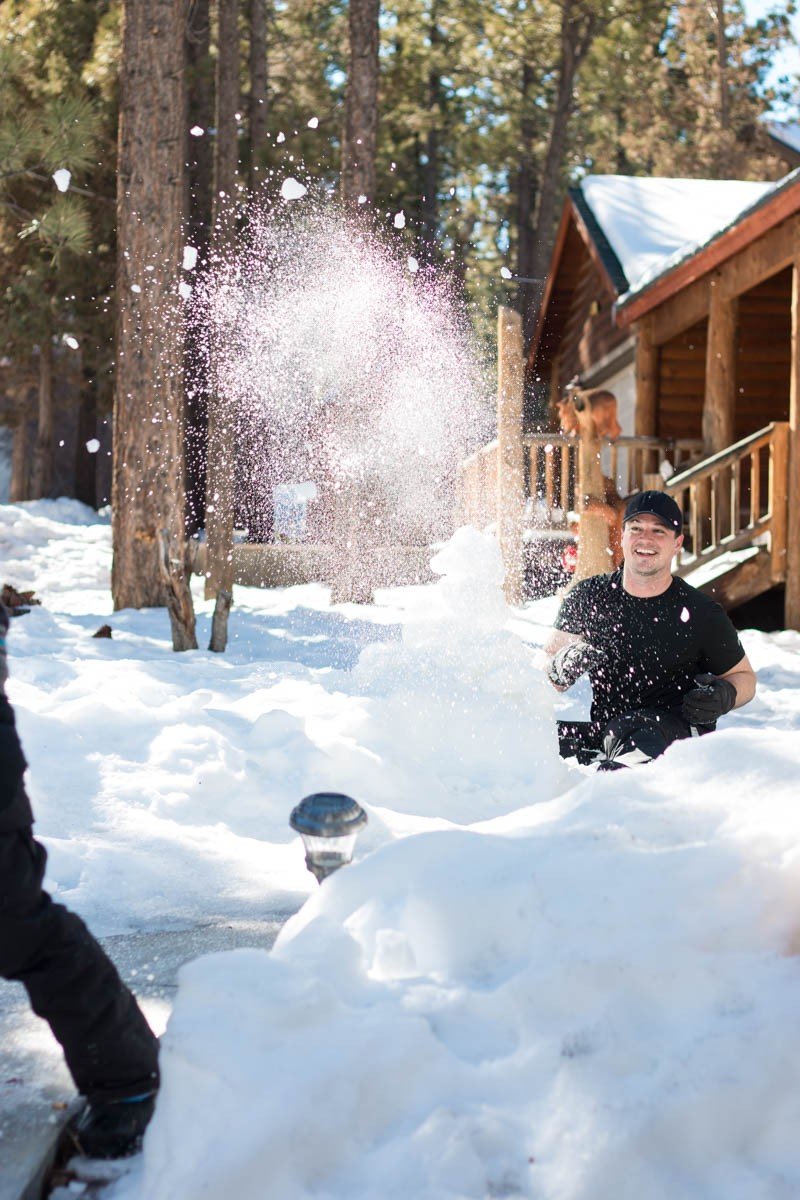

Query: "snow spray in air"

xmin=187 ymin=186 xmax=493 ymax=595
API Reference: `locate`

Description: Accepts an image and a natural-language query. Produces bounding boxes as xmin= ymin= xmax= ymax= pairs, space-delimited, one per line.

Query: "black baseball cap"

xmin=623 ymin=490 xmax=683 ymax=533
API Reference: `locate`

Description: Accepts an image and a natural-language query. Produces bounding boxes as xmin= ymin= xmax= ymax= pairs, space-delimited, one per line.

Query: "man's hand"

xmin=547 ymin=641 xmax=605 ymax=691
xmin=681 ymin=673 xmax=737 ymax=724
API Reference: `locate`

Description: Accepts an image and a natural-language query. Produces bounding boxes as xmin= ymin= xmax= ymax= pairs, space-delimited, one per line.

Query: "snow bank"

xmin=5 ymin=501 xmax=800 ymax=1199
xmin=134 ymin=732 xmax=800 ymax=1200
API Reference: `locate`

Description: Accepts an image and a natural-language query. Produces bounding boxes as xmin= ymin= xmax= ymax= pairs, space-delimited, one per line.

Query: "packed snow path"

xmin=2 ymin=501 xmax=800 ymax=1200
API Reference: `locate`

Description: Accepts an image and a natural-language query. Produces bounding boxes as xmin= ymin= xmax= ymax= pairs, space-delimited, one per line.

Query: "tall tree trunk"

xmin=714 ymin=0 xmax=731 ymax=175
xmin=31 ymin=337 xmax=54 ymax=499
xmin=420 ymin=12 xmax=442 ymax=257
xmin=204 ymin=0 xmax=240 ymax=598
xmin=249 ymin=0 xmax=269 ymax=184
xmin=74 ymin=368 xmax=98 ymax=508
xmin=341 ymin=0 xmax=379 ymax=204
xmin=9 ymin=405 xmax=30 ymax=503
xmin=185 ymin=0 xmax=213 ymax=536
xmin=516 ymin=62 xmax=538 ymax=335
xmin=214 ymin=0 xmax=240 ymax=227
xmin=524 ymin=1 xmax=598 ymax=399
xmin=112 ymin=0 xmax=188 ymax=610
xmin=187 ymin=0 xmax=213 ymax=244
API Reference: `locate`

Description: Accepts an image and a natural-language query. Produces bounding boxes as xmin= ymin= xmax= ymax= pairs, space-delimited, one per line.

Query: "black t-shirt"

xmin=554 ymin=570 xmax=745 ymax=727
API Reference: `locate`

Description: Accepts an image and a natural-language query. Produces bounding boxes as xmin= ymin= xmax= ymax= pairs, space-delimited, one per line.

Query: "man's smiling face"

xmin=622 ymin=513 xmax=682 ymax=579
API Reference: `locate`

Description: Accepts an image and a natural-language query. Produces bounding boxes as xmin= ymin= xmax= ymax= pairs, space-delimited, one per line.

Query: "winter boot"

xmin=68 ymin=1093 xmax=156 ymax=1159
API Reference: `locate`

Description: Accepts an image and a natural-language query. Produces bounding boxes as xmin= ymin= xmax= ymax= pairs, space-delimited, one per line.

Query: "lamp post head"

xmin=290 ymin=792 xmax=368 ymax=883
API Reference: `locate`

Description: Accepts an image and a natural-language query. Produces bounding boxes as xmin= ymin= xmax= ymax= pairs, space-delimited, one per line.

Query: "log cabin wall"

xmin=657 ymin=320 xmax=707 ymax=440
xmin=736 ymin=267 xmax=792 ymax=438
xmin=556 ymin=255 xmax=628 ymax=394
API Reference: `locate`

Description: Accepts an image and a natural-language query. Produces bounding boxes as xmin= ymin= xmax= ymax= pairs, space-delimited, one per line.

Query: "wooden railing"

xmin=456 ymin=429 xmax=707 ymax=534
xmin=663 ymin=422 xmax=789 ymax=581
xmin=523 ymin=433 xmax=704 ymax=520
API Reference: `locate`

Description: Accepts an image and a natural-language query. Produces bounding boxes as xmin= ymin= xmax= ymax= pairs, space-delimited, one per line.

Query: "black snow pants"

xmin=0 ymin=825 xmax=159 ymax=1102
xmin=558 ymin=708 xmax=700 ymax=766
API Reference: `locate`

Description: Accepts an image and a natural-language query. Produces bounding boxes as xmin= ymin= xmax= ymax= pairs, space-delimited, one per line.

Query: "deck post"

xmin=573 ymin=406 xmax=611 ymax=581
xmin=786 ymin=236 xmax=800 ymax=629
xmin=497 ymin=306 xmax=525 ymax=605
xmin=634 ymin=315 xmax=658 ymax=482
xmin=703 ymin=274 xmax=737 ymax=453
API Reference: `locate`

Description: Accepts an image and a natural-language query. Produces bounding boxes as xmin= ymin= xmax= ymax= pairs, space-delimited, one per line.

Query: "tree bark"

xmin=516 ymin=62 xmax=538 ymax=335
xmin=31 ymin=338 xmax=54 ymax=500
xmin=204 ymin=0 xmax=240 ymax=600
xmin=249 ymin=0 xmax=269 ymax=184
xmin=9 ymin=405 xmax=30 ymax=503
xmin=341 ymin=0 xmax=379 ymax=204
xmin=112 ymin=0 xmax=188 ymax=610
xmin=158 ymin=529 xmax=199 ymax=651
xmin=74 ymin=368 xmax=98 ymax=508
xmin=524 ymin=2 xmax=598 ymax=364
xmin=420 ymin=12 xmax=442 ymax=257
xmin=185 ymin=0 xmax=213 ymax=536
xmin=214 ymin=0 xmax=240 ymax=227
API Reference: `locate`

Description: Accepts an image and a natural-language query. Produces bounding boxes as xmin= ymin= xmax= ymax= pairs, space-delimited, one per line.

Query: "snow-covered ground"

xmin=3 ymin=500 xmax=800 ymax=1200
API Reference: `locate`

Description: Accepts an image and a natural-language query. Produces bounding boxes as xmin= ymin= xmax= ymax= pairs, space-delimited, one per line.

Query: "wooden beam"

xmin=634 ymin=315 xmax=658 ymax=436
xmin=651 ymin=276 xmax=710 ymax=346
xmin=703 ymin=276 xmax=737 ymax=453
xmin=497 ymin=306 xmax=526 ymax=605
xmin=786 ymin=232 xmax=800 ymax=629
xmin=719 ymin=217 xmax=797 ymax=301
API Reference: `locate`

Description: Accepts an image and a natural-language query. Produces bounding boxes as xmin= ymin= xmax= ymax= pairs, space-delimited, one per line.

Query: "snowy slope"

xmin=3 ymin=501 xmax=800 ymax=1200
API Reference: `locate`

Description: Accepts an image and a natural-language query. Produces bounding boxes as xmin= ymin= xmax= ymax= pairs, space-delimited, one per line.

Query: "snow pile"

xmin=346 ymin=528 xmax=565 ymax=823
xmin=134 ymin=732 xmax=800 ymax=1200
xmin=4 ymin=502 xmax=800 ymax=1199
xmin=581 ymin=175 xmax=776 ymax=296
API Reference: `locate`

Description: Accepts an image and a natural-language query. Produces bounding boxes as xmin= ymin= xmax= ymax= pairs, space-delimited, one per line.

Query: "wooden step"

xmin=679 ymin=546 xmax=776 ymax=610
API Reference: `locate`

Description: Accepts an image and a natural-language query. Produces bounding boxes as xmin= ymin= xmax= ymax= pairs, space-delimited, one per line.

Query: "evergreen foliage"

xmin=0 ymin=0 xmax=798 ymax=495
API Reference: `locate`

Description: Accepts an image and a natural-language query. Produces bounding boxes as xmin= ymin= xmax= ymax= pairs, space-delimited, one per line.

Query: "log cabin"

xmin=459 ymin=170 xmax=800 ymax=626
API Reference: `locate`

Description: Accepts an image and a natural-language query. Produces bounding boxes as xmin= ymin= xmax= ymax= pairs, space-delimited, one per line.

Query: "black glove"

xmin=548 ymin=641 xmax=605 ymax=689
xmin=681 ymin=673 xmax=737 ymax=725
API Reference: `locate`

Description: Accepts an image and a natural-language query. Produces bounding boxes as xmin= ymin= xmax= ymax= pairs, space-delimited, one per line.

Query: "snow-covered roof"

xmin=762 ymin=119 xmax=800 ymax=157
xmin=580 ymin=175 xmax=777 ymax=298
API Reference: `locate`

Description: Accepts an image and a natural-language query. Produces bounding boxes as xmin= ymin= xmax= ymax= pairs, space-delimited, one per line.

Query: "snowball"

xmin=276 ymin=132 xmax=286 ymax=144
xmin=393 ymin=211 xmax=406 ymax=230
xmin=500 ymin=266 xmax=512 ymax=280
xmin=52 ymin=169 xmax=71 ymax=193
xmin=407 ymin=256 xmax=419 ymax=273
xmin=131 ymin=284 xmax=141 ymax=293
xmin=85 ymin=439 xmax=100 ymax=454
xmin=307 ymin=117 xmax=319 ymax=129
xmin=190 ymin=125 xmax=204 ymax=137
xmin=280 ymin=177 xmax=307 ymax=202
xmin=182 ymin=246 xmax=198 ymax=271
xmin=179 ymin=281 xmax=193 ymax=300
xmin=63 ymin=335 xmax=79 ymax=350
xmin=357 ymin=195 xmax=368 ymax=205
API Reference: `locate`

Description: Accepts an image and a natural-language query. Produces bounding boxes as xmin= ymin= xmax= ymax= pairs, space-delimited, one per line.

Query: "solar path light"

xmin=290 ymin=792 xmax=368 ymax=883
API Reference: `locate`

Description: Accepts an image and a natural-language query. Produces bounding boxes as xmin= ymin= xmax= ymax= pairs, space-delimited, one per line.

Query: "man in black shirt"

xmin=544 ymin=491 xmax=756 ymax=769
